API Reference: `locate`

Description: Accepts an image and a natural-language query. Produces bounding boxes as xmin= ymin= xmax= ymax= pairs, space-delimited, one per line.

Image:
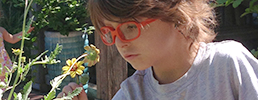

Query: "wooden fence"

xmin=95 ymin=34 xmax=128 ymax=100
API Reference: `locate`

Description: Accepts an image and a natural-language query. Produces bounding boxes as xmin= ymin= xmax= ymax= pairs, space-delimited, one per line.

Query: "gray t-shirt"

xmin=112 ymin=40 xmax=258 ymax=100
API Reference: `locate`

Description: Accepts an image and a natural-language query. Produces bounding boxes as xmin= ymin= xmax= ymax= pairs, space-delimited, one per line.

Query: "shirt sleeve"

xmin=228 ymin=42 xmax=258 ymax=100
xmin=112 ymin=89 xmax=127 ymax=100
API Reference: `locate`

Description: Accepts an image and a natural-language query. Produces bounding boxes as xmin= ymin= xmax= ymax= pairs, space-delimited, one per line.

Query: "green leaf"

xmin=31 ymin=37 xmax=37 ymax=42
xmin=4 ymin=65 xmax=11 ymax=73
xmin=13 ymin=92 xmax=17 ymax=99
xmin=225 ymin=0 xmax=234 ymax=6
xmin=249 ymin=0 xmax=258 ymax=7
xmin=0 ymin=82 xmax=7 ymax=88
xmin=25 ymin=16 xmax=34 ymax=33
xmin=253 ymin=5 xmax=258 ymax=13
xmin=54 ymin=87 xmax=83 ymax=100
xmin=44 ymin=90 xmax=56 ymax=100
xmin=4 ymin=73 xmax=8 ymax=83
xmin=18 ymin=67 xmax=23 ymax=74
xmin=241 ymin=11 xmax=251 ymax=17
xmin=14 ymin=93 xmax=22 ymax=100
xmin=251 ymin=49 xmax=258 ymax=58
xmin=50 ymin=73 xmax=68 ymax=89
xmin=21 ymin=81 xmax=33 ymax=100
xmin=80 ymin=73 xmax=89 ymax=85
xmin=48 ymin=44 xmax=62 ymax=62
xmin=217 ymin=0 xmax=228 ymax=4
xmin=233 ymin=0 xmax=243 ymax=8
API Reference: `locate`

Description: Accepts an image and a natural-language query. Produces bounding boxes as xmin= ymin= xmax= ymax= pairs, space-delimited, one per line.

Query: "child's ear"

xmin=174 ymin=23 xmax=184 ymax=34
xmin=174 ymin=23 xmax=180 ymax=29
xmin=174 ymin=23 xmax=195 ymax=40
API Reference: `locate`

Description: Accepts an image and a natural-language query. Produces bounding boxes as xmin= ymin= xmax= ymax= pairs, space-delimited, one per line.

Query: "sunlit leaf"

xmin=13 ymin=92 xmax=17 ymax=99
xmin=54 ymin=87 xmax=83 ymax=100
xmin=225 ymin=0 xmax=234 ymax=6
xmin=14 ymin=93 xmax=22 ymax=100
xmin=233 ymin=0 xmax=243 ymax=8
xmin=44 ymin=90 xmax=56 ymax=100
xmin=21 ymin=81 xmax=32 ymax=100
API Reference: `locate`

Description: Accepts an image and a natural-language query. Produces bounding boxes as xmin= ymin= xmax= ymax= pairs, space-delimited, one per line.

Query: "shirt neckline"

xmin=146 ymin=42 xmax=207 ymax=95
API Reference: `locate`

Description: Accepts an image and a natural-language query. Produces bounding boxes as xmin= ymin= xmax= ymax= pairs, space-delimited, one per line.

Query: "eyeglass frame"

xmin=100 ymin=18 xmax=157 ymax=46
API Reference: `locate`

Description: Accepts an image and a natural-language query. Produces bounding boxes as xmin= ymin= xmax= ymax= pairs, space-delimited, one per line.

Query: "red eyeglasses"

xmin=100 ymin=19 xmax=157 ymax=46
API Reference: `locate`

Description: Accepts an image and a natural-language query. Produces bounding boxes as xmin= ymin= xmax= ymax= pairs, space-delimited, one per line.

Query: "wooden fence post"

xmin=95 ymin=34 xmax=128 ymax=100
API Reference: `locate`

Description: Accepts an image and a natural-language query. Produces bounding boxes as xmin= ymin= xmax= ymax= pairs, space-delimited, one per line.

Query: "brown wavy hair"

xmin=88 ymin=0 xmax=217 ymax=42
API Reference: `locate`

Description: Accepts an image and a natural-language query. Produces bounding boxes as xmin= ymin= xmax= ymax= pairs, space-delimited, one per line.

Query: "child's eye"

xmin=124 ymin=24 xmax=138 ymax=33
xmin=127 ymin=25 xmax=137 ymax=29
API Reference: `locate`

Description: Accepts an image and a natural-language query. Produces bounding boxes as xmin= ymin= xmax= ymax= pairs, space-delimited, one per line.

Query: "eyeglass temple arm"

xmin=140 ymin=19 xmax=157 ymax=26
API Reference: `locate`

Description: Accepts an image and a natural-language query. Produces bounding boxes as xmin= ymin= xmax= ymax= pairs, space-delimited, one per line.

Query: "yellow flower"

xmin=83 ymin=44 xmax=100 ymax=67
xmin=12 ymin=48 xmax=23 ymax=56
xmin=62 ymin=58 xmax=85 ymax=78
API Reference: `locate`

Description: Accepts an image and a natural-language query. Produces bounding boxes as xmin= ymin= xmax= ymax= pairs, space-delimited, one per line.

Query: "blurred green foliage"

xmin=32 ymin=0 xmax=89 ymax=36
xmin=0 ymin=0 xmax=38 ymax=60
xmin=216 ymin=0 xmax=258 ymax=17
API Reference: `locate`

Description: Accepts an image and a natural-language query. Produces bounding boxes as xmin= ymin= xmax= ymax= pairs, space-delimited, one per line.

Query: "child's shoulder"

xmin=199 ymin=40 xmax=257 ymax=67
xmin=210 ymin=40 xmax=244 ymax=49
xmin=204 ymin=40 xmax=248 ymax=57
xmin=195 ymin=40 xmax=255 ymax=69
xmin=207 ymin=40 xmax=243 ymax=50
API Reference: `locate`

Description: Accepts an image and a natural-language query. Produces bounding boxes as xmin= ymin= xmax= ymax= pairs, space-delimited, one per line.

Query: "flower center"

xmin=71 ymin=64 xmax=78 ymax=71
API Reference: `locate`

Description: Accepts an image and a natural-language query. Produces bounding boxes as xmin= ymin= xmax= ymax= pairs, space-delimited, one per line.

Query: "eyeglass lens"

xmin=101 ymin=22 xmax=139 ymax=44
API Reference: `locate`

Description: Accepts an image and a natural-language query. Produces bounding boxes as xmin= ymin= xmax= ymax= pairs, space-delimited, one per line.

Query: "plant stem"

xmin=76 ymin=75 xmax=79 ymax=84
xmin=7 ymin=0 xmax=33 ymax=99
xmin=7 ymin=69 xmax=20 ymax=100
xmin=32 ymin=61 xmax=47 ymax=65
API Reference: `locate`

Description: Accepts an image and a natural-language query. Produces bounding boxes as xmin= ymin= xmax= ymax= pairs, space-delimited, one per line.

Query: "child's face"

xmin=102 ymin=17 xmax=187 ymax=70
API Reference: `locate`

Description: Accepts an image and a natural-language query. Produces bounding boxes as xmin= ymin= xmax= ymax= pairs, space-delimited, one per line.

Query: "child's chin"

xmin=130 ymin=64 xmax=150 ymax=71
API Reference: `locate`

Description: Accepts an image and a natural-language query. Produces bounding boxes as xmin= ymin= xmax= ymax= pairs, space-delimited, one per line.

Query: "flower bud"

xmin=12 ymin=48 xmax=24 ymax=56
xmin=0 ymin=82 xmax=6 ymax=88
xmin=21 ymin=57 xmax=26 ymax=63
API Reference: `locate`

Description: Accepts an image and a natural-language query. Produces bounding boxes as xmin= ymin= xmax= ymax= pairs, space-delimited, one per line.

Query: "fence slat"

xmin=95 ymin=35 xmax=127 ymax=100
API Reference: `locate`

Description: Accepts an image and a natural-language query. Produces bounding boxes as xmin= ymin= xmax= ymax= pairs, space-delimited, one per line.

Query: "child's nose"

xmin=115 ymin=36 xmax=129 ymax=48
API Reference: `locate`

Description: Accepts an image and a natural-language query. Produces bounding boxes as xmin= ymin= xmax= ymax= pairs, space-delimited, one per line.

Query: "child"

xmin=0 ymin=27 xmax=34 ymax=81
xmin=58 ymin=0 xmax=258 ymax=99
